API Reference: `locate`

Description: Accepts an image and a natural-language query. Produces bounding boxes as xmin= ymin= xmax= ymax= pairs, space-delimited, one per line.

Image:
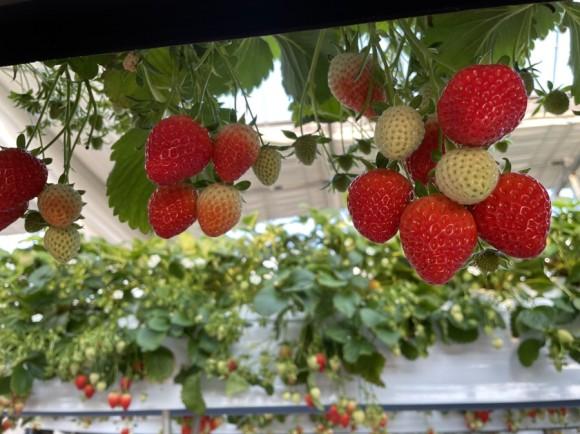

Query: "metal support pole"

xmin=162 ymin=410 xmax=171 ymax=434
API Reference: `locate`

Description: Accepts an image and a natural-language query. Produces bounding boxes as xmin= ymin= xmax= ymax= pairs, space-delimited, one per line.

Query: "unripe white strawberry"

xmin=252 ymin=146 xmax=282 ymax=186
xmin=492 ymin=337 xmax=504 ymax=349
xmin=435 ymin=149 xmax=499 ymax=205
xmin=89 ymin=373 xmax=100 ymax=385
xmin=374 ymin=106 xmax=425 ymax=160
xmin=310 ymin=387 xmax=321 ymax=400
xmin=353 ymin=410 xmax=366 ymax=424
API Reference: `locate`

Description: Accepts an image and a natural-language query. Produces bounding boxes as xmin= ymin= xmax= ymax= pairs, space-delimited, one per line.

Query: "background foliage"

xmin=0 ymin=201 xmax=578 ymax=411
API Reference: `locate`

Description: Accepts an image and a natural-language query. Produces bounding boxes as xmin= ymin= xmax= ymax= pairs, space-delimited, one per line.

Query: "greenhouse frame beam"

xmin=0 ymin=0 xmax=546 ymax=67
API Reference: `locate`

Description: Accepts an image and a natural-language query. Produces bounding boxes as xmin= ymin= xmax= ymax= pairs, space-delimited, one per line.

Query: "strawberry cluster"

xmin=73 ymin=374 xmax=132 ymax=410
xmin=0 ymin=147 xmax=85 ymax=263
xmin=145 ymin=116 xmax=275 ymax=238
xmin=345 ymin=63 xmax=551 ymax=284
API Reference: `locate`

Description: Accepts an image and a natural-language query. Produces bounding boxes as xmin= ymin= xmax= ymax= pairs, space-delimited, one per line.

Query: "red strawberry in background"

xmin=437 ymin=64 xmax=527 ymax=147
xmin=213 ymin=124 xmax=260 ymax=182
xmin=347 ymin=169 xmax=412 ymax=243
xmin=84 ymin=384 xmax=95 ymax=399
xmin=148 ymin=184 xmax=198 ymax=239
xmin=399 ymin=194 xmax=477 ymax=284
xmin=108 ymin=392 xmax=121 ymax=408
xmin=120 ymin=376 xmax=132 ymax=392
xmin=471 ymin=172 xmax=551 ymax=258
xmin=328 ymin=53 xmax=386 ymax=117
xmin=0 ymin=148 xmax=47 ymax=209
xmin=0 ymin=201 xmax=27 ymax=232
xmin=197 ymin=184 xmax=242 ymax=237
xmin=145 ymin=115 xmax=212 ymax=185
xmin=120 ymin=393 xmax=132 ymax=411
xmin=75 ymin=374 xmax=88 ymax=390
xmin=406 ymin=118 xmax=444 ymax=184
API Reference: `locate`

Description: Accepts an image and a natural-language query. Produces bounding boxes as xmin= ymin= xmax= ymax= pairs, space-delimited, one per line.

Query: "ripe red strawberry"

xmin=437 ymin=64 xmax=527 ymax=147
xmin=148 ymin=184 xmax=198 ymax=239
xmin=347 ymin=169 xmax=412 ymax=243
xmin=120 ymin=428 xmax=130 ymax=434
xmin=0 ymin=148 xmax=48 ymax=209
xmin=471 ymin=172 xmax=551 ymax=258
xmin=197 ymin=184 xmax=242 ymax=237
xmin=304 ymin=394 xmax=314 ymax=407
xmin=399 ymin=194 xmax=477 ymax=284
xmin=315 ymin=353 xmax=326 ymax=372
xmin=340 ymin=413 xmax=351 ymax=428
xmin=406 ymin=118 xmax=444 ymax=184
xmin=181 ymin=425 xmax=193 ymax=434
xmin=120 ymin=393 xmax=132 ymax=411
xmin=120 ymin=376 xmax=132 ymax=392
xmin=145 ymin=115 xmax=212 ymax=185
xmin=84 ymin=384 xmax=95 ymax=399
xmin=75 ymin=374 xmax=88 ymax=390
xmin=108 ymin=392 xmax=121 ymax=408
xmin=213 ymin=124 xmax=260 ymax=182
xmin=328 ymin=53 xmax=386 ymax=117
xmin=0 ymin=201 xmax=27 ymax=232
xmin=227 ymin=359 xmax=238 ymax=372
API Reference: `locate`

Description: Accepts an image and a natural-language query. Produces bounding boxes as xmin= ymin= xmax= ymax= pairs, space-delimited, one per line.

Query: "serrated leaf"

xmin=68 ymin=56 xmax=99 ymax=81
xmin=333 ymin=292 xmax=360 ymax=318
xmin=344 ymin=352 xmax=385 ymax=387
xmin=106 ymin=129 xmax=155 ymax=234
xmin=343 ymin=336 xmax=374 ymax=363
xmin=317 ymin=273 xmax=347 ymax=288
xmin=144 ymin=347 xmax=175 ymax=382
xmin=10 ymin=364 xmax=33 ymax=396
xmin=374 ymin=328 xmax=401 ymax=347
xmin=136 ymin=327 xmax=166 ymax=352
xmin=225 ymin=373 xmax=250 ymax=397
xmin=517 ymin=338 xmax=544 ymax=367
xmin=253 ymin=285 xmax=288 ymax=316
xmin=234 ymin=38 xmax=274 ymax=91
xmin=181 ymin=373 xmax=206 ymax=415
xmin=325 ymin=325 xmax=351 ymax=343
xmin=447 ymin=322 xmax=479 ymax=343
xmin=360 ymin=308 xmax=385 ymax=328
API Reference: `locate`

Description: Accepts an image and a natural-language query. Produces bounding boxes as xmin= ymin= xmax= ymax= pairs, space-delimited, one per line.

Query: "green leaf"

xmin=400 ymin=340 xmax=419 ymax=360
xmin=344 ymin=352 xmax=385 ymax=387
xmin=0 ymin=377 xmax=10 ymax=395
xmin=144 ymin=347 xmax=175 ymax=382
xmin=16 ymin=134 xmax=25 ymax=149
xmin=234 ymin=38 xmax=274 ymax=91
xmin=275 ymin=30 xmax=337 ymax=102
xmin=517 ymin=338 xmax=544 ymax=367
xmin=11 ymin=364 xmax=33 ymax=396
xmin=517 ymin=308 xmax=552 ymax=332
xmin=333 ymin=292 xmax=360 ymax=318
xmin=447 ymin=322 xmax=479 ymax=343
xmin=68 ymin=57 xmax=99 ymax=80
xmin=374 ymin=328 xmax=401 ymax=347
xmin=565 ymin=7 xmax=580 ymax=104
xmin=360 ymin=308 xmax=385 ymax=328
xmin=136 ymin=327 xmax=166 ymax=352
xmin=343 ymin=336 xmax=374 ymax=363
xmin=324 ymin=324 xmax=351 ymax=343
xmin=253 ymin=285 xmax=288 ymax=316
xmin=170 ymin=311 xmax=194 ymax=327
xmin=106 ymin=129 xmax=155 ymax=234
xmin=102 ymin=69 xmax=146 ymax=108
xmin=317 ymin=273 xmax=347 ymax=288
xmin=181 ymin=373 xmax=206 ymax=415
xmin=225 ymin=373 xmax=250 ymax=397
xmin=147 ymin=316 xmax=171 ymax=332
xmin=424 ymin=5 xmax=560 ymax=69
xmin=235 ymin=181 xmax=251 ymax=191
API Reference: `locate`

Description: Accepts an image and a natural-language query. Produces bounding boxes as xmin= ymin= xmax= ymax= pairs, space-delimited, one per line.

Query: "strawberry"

xmin=252 ymin=146 xmax=282 ymax=186
xmin=44 ymin=226 xmax=81 ymax=263
xmin=405 ymin=118 xmax=443 ymax=184
xmin=328 ymin=53 xmax=386 ymax=117
xmin=145 ymin=115 xmax=212 ymax=185
xmin=543 ymin=89 xmax=569 ymax=115
xmin=120 ymin=393 xmax=132 ymax=411
xmin=38 ymin=184 xmax=83 ymax=228
xmin=213 ymin=123 xmax=260 ymax=182
xmin=471 ymin=172 xmax=551 ymax=258
xmin=147 ymin=184 xmax=197 ymax=239
xmin=340 ymin=413 xmax=351 ymax=428
xmin=0 ymin=148 xmax=48 ymax=209
xmin=74 ymin=374 xmax=88 ymax=390
xmin=434 ymin=148 xmax=499 ymax=205
xmin=120 ymin=428 xmax=130 ymax=434
xmin=305 ymin=394 xmax=314 ymax=407
xmin=347 ymin=169 xmax=412 ymax=243
xmin=197 ymin=184 xmax=242 ymax=237
xmin=399 ymin=194 xmax=477 ymax=284
xmin=120 ymin=376 xmax=132 ymax=392
xmin=374 ymin=106 xmax=425 ymax=160
xmin=84 ymin=384 xmax=95 ymax=399
xmin=227 ymin=359 xmax=238 ymax=372
xmin=108 ymin=392 xmax=121 ymax=408
xmin=315 ymin=353 xmax=327 ymax=372
xmin=181 ymin=426 xmax=193 ymax=434
xmin=437 ymin=64 xmax=527 ymax=147
xmin=0 ymin=201 xmax=27 ymax=232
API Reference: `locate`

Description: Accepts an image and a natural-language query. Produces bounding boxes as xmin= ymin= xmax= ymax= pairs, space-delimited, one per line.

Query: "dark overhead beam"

xmin=0 ymin=0 xmax=546 ymax=67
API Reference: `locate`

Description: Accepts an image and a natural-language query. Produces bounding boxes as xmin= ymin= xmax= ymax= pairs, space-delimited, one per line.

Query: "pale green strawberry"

xmin=253 ymin=147 xmax=282 ymax=186
xmin=44 ymin=226 xmax=81 ymax=263
xmin=374 ymin=106 xmax=425 ymax=160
